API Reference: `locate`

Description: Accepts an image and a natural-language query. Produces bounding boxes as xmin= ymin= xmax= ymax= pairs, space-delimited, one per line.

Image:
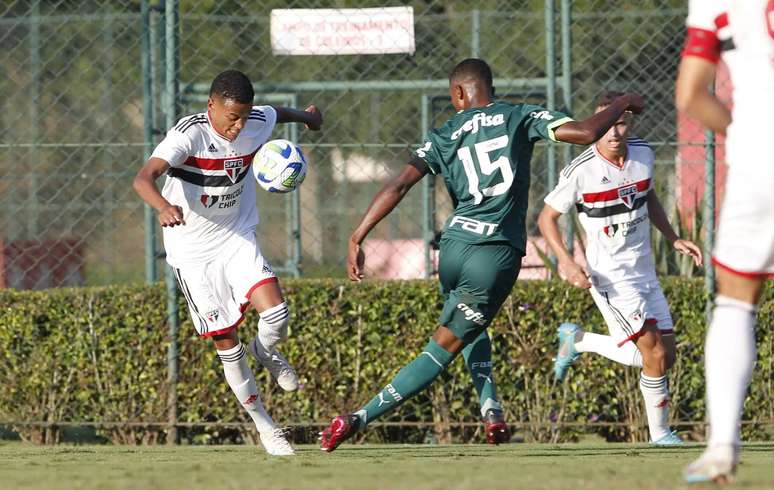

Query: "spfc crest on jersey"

xmin=205 ymin=309 xmax=219 ymax=323
xmin=224 ymin=158 xmax=244 ymax=183
xmin=200 ymin=194 xmax=219 ymax=208
xmin=617 ymin=183 xmax=638 ymax=209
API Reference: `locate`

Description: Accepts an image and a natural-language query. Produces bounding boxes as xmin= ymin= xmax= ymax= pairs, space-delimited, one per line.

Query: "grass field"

xmin=1 ymin=441 xmax=773 ymax=490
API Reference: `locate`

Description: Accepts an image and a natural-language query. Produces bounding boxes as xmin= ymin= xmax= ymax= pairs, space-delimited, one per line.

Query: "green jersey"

xmin=414 ymin=101 xmax=572 ymax=255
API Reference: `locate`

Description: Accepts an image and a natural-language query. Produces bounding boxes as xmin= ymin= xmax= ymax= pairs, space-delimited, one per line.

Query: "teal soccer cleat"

xmin=554 ymin=323 xmax=581 ymax=381
xmin=651 ymin=430 xmax=684 ymax=446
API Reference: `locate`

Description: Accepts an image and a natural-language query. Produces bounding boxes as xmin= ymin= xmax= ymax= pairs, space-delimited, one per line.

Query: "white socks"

xmin=639 ymin=373 xmax=671 ymax=441
xmin=257 ymin=302 xmax=290 ymax=352
xmin=217 ymin=342 xmax=276 ymax=434
xmin=575 ymin=331 xmax=643 ymax=367
xmin=706 ymin=295 xmax=757 ymax=449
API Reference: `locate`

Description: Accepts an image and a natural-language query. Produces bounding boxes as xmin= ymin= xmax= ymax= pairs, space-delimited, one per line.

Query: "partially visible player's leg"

xmin=319 ymin=325 xmax=462 ymax=452
xmin=211 ymin=330 xmax=294 ymax=456
xmin=320 ymin=241 xmax=520 ymax=452
xmin=247 ymin=279 xmax=298 ymax=391
xmin=462 ymin=331 xmax=500 ymax=416
xmin=685 ymin=272 xmax=762 ymax=483
xmin=462 ymin=330 xmax=509 ymax=444
xmin=573 ymin=330 xmax=643 ymax=367
xmin=685 ymin=162 xmax=773 ymax=483
xmin=226 ymin=235 xmax=298 ymax=391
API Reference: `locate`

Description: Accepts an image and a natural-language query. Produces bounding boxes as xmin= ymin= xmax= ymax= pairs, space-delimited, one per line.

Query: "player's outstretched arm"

xmin=273 ymin=105 xmax=323 ymax=131
xmin=675 ymin=56 xmax=731 ymax=135
xmin=347 ymin=162 xmax=427 ymax=282
xmin=133 ymin=157 xmax=185 ymax=227
xmin=537 ymin=204 xmax=591 ymax=288
xmin=646 ymin=191 xmax=703 ymax=266
xmin=553 ymin=93 xmax=644 ymax=145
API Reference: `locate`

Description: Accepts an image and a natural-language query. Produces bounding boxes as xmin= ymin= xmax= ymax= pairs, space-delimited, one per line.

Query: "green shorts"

xmin=438 ymin=238 xmax=522 ymax=344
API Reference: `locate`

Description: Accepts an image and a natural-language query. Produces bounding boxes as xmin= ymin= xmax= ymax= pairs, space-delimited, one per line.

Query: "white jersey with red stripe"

xmin=684 ymin=0 xmax=774 ymax=154
xmin=151 ymin=106 xmax=277 ymax=267
xmin=544 ymin=138 xmax=656 ymax=288
xmin=684 ymin=0 xmax=774 ymax=277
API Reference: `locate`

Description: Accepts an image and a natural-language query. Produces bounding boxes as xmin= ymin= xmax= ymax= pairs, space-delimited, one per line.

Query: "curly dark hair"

xmin=209 ymin=70 xmax=254 ymax=104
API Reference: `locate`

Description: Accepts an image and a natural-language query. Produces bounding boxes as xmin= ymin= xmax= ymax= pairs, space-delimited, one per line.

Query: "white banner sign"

xmin=270 ymin=7 xmax=415 ymax=56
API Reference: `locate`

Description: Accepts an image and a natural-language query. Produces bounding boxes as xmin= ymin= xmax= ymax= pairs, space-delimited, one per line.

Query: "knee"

xmin=642 ymin=341 xmax=667 ymax=373
xmin=258 ymin=302 xmax=289 ymax=348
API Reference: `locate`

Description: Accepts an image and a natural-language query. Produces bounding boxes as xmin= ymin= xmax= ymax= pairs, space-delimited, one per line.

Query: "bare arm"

xmin=133 ymin=157 xmax=185 ymax=227
xmin=273 ymin=105 xmax=323 ymax=130
xmin=647 ymin=191 xmax=703 ymax=266
xmin=675 ymin=56 xmax=731 ymax=135
xmin=348 ymin=163 xmax=427 ymax=281
xmin=537 ymin=204 xmax=591 ymax=288
xmin=553 ymin=93 xmax=645 ymax=145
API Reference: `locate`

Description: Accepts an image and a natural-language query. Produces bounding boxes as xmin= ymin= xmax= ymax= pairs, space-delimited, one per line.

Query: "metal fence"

xmin=0 ymin=0 xmax=721 ymax=290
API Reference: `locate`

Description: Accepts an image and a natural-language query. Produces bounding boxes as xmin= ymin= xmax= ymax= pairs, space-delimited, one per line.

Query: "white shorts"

xmin=589 ymin=281 xmax=674 ymax=346
xmin=172 ymin=234 xmax=277 ymax=337
xmin=712 ymin=161 xmax=774 ymax=278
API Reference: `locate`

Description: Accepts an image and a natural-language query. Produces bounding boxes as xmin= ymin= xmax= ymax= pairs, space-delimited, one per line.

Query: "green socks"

xmin=462 ymin=330 xmax=502 ymax=417
xmin=354 ymin=339 xmax=455 ymax=429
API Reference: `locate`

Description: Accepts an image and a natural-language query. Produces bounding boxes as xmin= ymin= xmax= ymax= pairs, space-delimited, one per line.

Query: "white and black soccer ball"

xmin=253 ymin=139 xmax=307 ymax=193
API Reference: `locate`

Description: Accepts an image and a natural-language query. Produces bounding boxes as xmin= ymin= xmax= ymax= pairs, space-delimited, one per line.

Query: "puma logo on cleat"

xmin=377 ymin=393 xmax=390 ymax=407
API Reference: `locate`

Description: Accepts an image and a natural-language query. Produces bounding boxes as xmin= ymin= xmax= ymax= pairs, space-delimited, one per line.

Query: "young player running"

xmin=676 ymin=0 xmax=774 ymax=483
xmin=537 ymin=91 xmax=703 ymax=446
xmin=133 ymin=70 xmax=322 ymax=456
xmin=319 ymin=58 xmax=644 ymax=452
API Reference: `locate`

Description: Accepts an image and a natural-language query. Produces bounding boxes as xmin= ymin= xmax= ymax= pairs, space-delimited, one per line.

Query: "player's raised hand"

xmin=304 ymin=105 xmax=323 ymax=131
xmin=347 ymin=240 xmax=365 ymax=282
xmin=622 ymin=93 xmax=645 ymax=114
xmin=158 ymin=204 xmax=185 ymax=227
xmin=559 ymin=259 xmax=592 ymax=289
xmin=673 ymin=238 xmax=703 ymax=266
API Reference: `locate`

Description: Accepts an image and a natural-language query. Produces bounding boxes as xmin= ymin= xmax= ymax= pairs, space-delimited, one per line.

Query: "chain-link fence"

xmin=1 ymin=0 xmax=721 ymax=289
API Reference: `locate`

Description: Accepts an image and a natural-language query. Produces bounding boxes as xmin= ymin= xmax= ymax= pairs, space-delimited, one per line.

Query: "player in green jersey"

xmin=319 ymin=59 xmax=644 ymax=452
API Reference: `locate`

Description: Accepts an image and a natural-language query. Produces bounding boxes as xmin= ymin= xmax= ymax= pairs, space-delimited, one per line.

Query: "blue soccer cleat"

xmin=651 ymin=430 xmax=684 ymax=446
xmin=554 ymin=322 xmax=581 ymax=381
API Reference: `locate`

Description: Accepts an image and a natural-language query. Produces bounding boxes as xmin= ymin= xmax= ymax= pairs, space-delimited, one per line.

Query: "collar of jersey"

xmin=206 ymin=110 xmax=235 ymax=142
xmin=456 ymin=102 xmax=496 ymax=114
xmin=593 ymin=143 xmax=628 ymax=171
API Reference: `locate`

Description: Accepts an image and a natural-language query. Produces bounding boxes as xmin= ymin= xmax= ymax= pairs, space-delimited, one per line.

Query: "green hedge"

xmin=0 ymin=279 xmax=771 ymax=445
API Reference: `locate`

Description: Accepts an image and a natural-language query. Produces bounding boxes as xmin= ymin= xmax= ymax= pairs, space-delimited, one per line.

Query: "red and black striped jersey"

xmin=151 ymin=106 xmax=277 ymax=267
xmin=544 ymin=138 xmax=657 ymax=288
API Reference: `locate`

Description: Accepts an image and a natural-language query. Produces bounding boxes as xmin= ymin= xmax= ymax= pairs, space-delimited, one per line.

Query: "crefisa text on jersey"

xmin=450 ymin=112 xmax=505 ymax=140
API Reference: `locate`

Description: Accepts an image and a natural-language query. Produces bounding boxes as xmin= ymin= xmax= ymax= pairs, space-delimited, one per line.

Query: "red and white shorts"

xmin=590 ymin=281 xmax=674 ymax=346
xmin=712 ymin=158 xmax=774 ymax=278
xmin=172 ymin=233 xmax=277 ymax=338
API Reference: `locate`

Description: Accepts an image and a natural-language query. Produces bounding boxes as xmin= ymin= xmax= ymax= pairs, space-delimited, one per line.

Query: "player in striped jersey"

xmin=676 ymin=0 xmax=774 ymax=483
xmin=538 ymin=91 xmax=703 ymax=446
xmin=133 ymin=70 xmax=322 ymax=456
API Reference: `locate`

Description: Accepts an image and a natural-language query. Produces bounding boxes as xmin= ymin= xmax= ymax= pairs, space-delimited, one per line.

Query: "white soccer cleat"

xmin=260 ymin=427 xmax=295 ymax=456
xmin=250 ymin=338 xmax=299 ymax=391
xmin=683 ymin=445 xmax=737 ymax=485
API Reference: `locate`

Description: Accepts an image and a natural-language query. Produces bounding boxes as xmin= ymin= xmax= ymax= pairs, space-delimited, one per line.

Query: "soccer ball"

xmin=253 ymin=139 xmax=307 ymax=193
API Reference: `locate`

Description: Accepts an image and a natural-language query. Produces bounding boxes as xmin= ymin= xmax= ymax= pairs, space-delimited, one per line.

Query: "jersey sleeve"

xmin=412 ymin=131 xmax=443 ymax=174
xmin=543 ymin=167 xmax=580 ymax=214
xmin=517 ymin=105 xmax=574 ymax=143
xmin=254 ymin=105 xmax=278 ymax=137
xmin=682 ymin=0 xmax=725 ymax=63
xmin=150 ymin=125 xmax=193 ymax=168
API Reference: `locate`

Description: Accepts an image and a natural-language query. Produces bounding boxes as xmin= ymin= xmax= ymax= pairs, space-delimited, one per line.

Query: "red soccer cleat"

xmin=484 ymin=409 xmax=510 ymax=445
xmin=319 ymin=414 xmax=359 ymax=452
